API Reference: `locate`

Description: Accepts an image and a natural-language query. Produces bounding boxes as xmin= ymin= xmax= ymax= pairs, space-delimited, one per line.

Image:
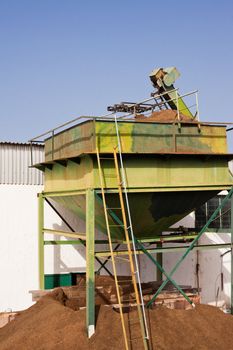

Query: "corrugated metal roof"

xmin=0 ymin=142 xmax=38 ymax=145
xmin=0 ymin=143 xmax=44 ymax=185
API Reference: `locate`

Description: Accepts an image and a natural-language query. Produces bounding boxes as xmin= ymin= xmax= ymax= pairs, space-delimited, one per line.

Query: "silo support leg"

xmin=86 ymin=189 xmax=95 ymax=338
xmin=156 ymin=243 xmax=163 ymax=282
xmin=38 ymin=193 xmax=44 ymax=290
xmin=231 ymin=193 xmax=233 ymax=314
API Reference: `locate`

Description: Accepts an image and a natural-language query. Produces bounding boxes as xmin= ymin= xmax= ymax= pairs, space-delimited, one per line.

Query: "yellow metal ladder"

xmin=96 ymin=145 xmax=150 ymax=350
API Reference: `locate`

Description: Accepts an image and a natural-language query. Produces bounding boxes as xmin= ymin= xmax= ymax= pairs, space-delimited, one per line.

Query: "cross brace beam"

xmin=147 ymin=186 xmax=233 ymax=307
xmin=45 ymin=198 xmax=113 ymax=276
xmin=95 ymin=243 xmax=232 ymax=257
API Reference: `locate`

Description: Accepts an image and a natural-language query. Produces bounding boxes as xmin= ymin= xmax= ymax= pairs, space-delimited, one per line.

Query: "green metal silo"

xmin=31 ymin=67 xmax=233 ymax=344
xmin=41 ymin=117 xmax=232 ymax=239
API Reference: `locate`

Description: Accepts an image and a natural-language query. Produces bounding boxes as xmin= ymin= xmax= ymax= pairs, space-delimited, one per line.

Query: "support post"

xmin=156 ymin=243 xmax=163 ymax=282
xmin=86 ymin=189 xmax=95 ymax=338
xmin=38 ymin=193 xmax=44 ymax=289
xmin=231 ymin=193 xmax=233 ymax=314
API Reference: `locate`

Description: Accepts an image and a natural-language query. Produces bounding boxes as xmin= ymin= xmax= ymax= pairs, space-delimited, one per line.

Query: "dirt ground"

xmin=0 ymin=288 xmax=233 ymax=350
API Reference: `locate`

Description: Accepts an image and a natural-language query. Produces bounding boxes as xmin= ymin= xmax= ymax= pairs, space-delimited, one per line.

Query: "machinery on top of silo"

xmin=30 ymin=67 xmax=233 ymax=350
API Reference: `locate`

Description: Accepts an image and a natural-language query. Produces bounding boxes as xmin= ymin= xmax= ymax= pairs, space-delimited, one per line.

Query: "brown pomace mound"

xmin=135 ymin=109 xmax=197 ymax=122
xmin=1 ymin=288 xmax=233 ymax=350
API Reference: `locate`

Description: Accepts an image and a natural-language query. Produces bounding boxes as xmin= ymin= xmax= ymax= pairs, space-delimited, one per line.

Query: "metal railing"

xmin=29 ymin=89 xmax=197 ymax=143
xmin=28 ymin=89 xmax=233 ymax=165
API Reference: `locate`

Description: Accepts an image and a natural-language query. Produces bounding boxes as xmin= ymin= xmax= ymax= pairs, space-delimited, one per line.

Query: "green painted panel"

xmin=45 ymin=155 xmax=93 ymax=192
xmin=96 ymin=121 xmax=227 ymax=154
xmin=92 ymin=156 xmax=233 ymax=191
xmin=45 ymin=121 xmax=95 ymax=161
xmin=50 ymin=193 xmax=120 ymax=238
xmin=50 ymin=189 xmax=222 ymax=239
xmin=45 ymin=273 xmax=72 ymax=289
xmin=44 ymin=120 xmax=228 ymax=161
xmin=98 ymin=190 xmax=219 ymax=239
xmin=44 ymin=155 xmax=233 ymax=193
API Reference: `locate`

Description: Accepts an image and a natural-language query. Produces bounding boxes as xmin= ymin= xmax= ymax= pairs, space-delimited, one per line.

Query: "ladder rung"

xmin=113 ymin=302 xmax=138 ymax=307
xmin=99 ymin=157 xmax=114 ymax=160
xmin=109 ymin=224 xmax=124 ymax=227
xmin=115 ymin=257 xmax=130 ymax=262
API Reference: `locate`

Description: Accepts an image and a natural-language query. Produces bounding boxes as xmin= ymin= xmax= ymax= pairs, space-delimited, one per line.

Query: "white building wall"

xmin=0 ymin=186 xmax=91 ymax=312
xmin=161 ymin=233 xmax=231 ymax=308
xmin=0 ymin=185 xmax=130 ymax=312
xmin=43 ymin=202 xmax=86 ymax=274
xmin=43 ymin=200 xmax=130 ymax=276
xmin=153 ymin=211 xmax=232 ymax=309
xmin=199 ymin=233 xmax=231 ymax=308
xmin=0 ymin=185 xmax=42 ymax=311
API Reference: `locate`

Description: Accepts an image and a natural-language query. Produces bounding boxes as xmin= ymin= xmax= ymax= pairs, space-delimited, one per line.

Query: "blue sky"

xmin=0 ymin=0 xmax=232 ymax=151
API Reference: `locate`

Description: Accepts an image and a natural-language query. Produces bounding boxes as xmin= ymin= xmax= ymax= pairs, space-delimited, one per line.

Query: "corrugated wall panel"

xmin=0 ymin=143 xmax=44 ymax=185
